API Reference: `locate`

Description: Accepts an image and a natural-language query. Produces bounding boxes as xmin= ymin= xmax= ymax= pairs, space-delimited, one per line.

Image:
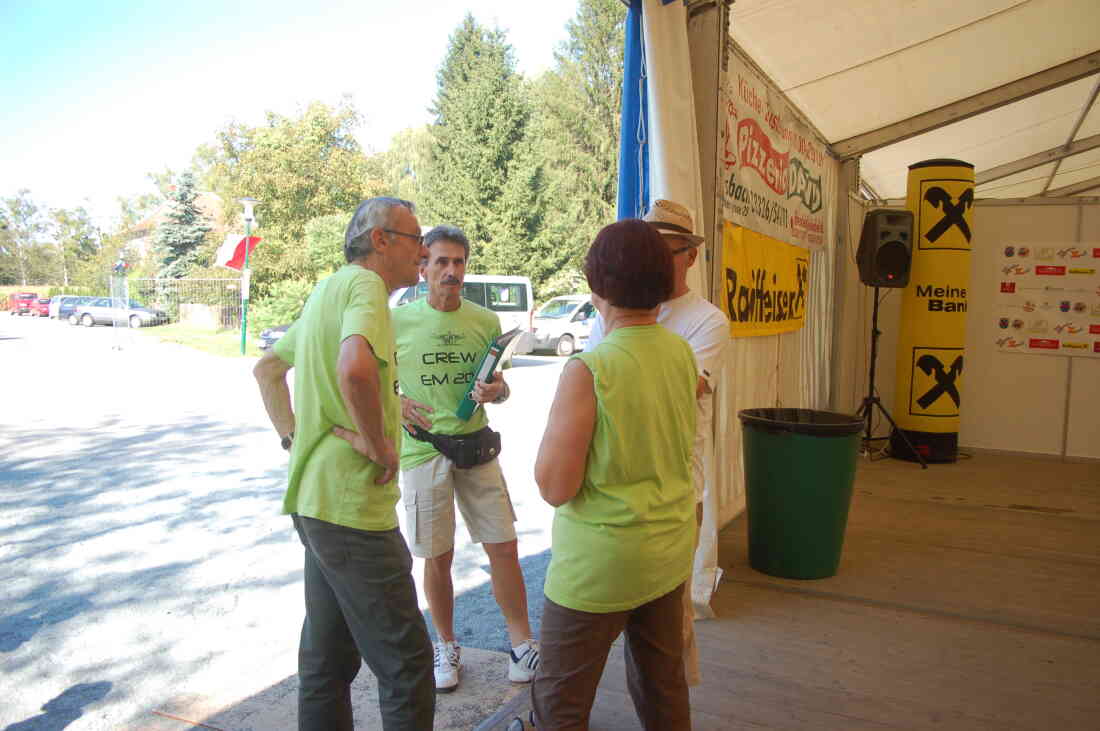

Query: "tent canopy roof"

xmin=728 ymin=0 xmax=1100 ymax=199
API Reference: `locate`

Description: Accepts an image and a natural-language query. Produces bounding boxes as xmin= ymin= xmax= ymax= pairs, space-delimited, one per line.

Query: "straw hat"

xmin=643 ymin=199 xmax=704 ymax=245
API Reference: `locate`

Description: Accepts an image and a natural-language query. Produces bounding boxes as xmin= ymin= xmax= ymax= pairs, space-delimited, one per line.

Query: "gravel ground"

xmin=0 ymin=314 xmax=562 ymax=730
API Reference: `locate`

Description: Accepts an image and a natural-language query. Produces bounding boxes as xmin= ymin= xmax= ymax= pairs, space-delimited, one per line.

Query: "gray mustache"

xmin=441 ymin=278 xmax=461 ymax=285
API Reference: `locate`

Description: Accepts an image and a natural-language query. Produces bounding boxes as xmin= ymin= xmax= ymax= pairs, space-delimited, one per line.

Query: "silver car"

xmin=72 ymin=297 xmax=168 ymax=328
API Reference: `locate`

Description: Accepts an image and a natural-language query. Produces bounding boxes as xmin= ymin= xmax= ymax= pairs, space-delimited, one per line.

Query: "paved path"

xmin=0 ymin=314 xmax=563 ymax=729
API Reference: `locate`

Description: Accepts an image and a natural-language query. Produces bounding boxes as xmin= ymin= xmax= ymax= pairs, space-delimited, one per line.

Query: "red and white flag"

xmin=215 ymin=234 xmax=262 ymax=270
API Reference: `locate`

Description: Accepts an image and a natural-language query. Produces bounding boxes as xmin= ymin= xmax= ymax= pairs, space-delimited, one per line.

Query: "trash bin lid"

xmin=738 ymin=408 xmax=863 ymax=436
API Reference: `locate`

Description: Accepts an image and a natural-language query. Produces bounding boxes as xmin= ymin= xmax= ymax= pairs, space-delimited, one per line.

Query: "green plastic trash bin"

xmin=738 ymin=408 xmax=863 ymax=579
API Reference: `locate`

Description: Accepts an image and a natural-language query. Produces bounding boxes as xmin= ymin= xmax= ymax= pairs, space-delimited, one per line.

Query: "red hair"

xmin=584 ymin=219 xmax=672 ymax=309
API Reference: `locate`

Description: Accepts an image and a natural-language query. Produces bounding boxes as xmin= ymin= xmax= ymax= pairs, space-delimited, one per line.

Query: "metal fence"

xmin=129 ymin=277 xmax=242 ymax=330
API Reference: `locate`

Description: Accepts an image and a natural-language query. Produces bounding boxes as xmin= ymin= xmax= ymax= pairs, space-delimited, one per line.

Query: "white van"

xmin=389 ymin=274 xmax=534 ymax=354
xmin=530 ymin=294 xmax=594 ymax=356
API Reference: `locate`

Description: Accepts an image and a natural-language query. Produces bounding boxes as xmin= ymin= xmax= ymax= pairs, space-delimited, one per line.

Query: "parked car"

xmin=53 ymin=295 xmax=93 ymax=321
xmin=6 ymin=292 xmax=38 ymax=315
xmin=33 ymin=298 xmax=51 ymax=317
xmin=530 ymin=294 xmax=595 ymax=356
xmin=389 ymin=273 xmax=534 ymax=354
xmin=257 ymin=323 xmax=290 ymax=350
xmin=72 ymin=297 xmax=168 ymax=328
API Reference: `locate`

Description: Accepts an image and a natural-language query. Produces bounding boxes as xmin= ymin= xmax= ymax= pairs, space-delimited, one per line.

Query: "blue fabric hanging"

xmin=617 ymin=0 xmax=648 ymax=221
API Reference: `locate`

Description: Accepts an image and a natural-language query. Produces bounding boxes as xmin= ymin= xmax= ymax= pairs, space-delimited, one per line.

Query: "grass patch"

xmin=135 ymin=323 xmax=264 ymax=358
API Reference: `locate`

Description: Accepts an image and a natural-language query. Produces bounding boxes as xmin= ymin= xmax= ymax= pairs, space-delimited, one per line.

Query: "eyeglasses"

xmin=665 ymin=235 xmax=698 ymax=256
xmin=382 ymin=229 xmax=425 ymax=246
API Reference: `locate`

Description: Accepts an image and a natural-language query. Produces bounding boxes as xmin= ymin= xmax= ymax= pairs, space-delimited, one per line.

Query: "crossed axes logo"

xmin=923 ymin=187 xmax=974 ymax=243
xmin=915 ymin=354 xmax=963 ymax=409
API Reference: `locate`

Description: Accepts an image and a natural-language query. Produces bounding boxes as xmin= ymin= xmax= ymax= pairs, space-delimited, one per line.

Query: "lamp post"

xmin=239 ymin=197 xmax=261 ymax=355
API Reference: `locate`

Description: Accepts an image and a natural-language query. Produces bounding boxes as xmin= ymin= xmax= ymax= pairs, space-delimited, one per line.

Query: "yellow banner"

xmin=720 ymin=222 xmax=809 ymax=337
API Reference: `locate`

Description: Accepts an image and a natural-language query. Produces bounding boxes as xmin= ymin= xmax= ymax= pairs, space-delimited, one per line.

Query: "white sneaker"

xmin=508 ymin=639 xmax=540 ymax=683
xmin=434 ymin=640 xmax=460 ymax=693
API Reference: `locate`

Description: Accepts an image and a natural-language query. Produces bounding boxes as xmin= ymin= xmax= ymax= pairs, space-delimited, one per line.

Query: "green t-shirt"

xmin=392 ymin=297 xmax=501 ymax=470
xmin=273 ymin=265 xmax=401 ymax=531
xmin=544 ymin=325 xmax=698 ymax=613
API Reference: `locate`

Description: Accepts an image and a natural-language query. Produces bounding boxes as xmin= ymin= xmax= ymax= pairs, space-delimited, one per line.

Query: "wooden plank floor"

xmin=590 ymin=452 xmax=1100 ymax=730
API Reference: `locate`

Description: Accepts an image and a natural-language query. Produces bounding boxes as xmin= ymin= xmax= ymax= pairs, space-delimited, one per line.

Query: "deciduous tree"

xmin=195 ymin=100 xmax=374 ymax=295
xmin=50 ymin=206 xmax=100 ymax=287
xmin=1 ymin=190 xmax=49 ymax=286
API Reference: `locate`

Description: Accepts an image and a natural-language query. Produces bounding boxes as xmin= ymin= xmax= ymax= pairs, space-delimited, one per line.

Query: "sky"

xmin=0 ymin=0 xmax=580 ymax=229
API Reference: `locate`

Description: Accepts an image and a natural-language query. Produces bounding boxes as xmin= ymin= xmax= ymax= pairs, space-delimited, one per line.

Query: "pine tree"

xmin=155 ymin=172 xmax=212 ymax=279
xmin=528 ymin=0 xmax=626 ymax=289
xmin=422 ymin=15 xmax=534 ymax=273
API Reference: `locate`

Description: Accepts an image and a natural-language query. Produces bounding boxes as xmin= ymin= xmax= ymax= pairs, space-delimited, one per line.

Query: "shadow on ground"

xmin=3 ymin=682 xmax=112 ymax=730
xmin=0 ymin=416 xmax=296 ymax=727
xmin=182 ymin=550 xmax=551 ymax=730
xmin=424 ymin=549 xmax=551 ymax=652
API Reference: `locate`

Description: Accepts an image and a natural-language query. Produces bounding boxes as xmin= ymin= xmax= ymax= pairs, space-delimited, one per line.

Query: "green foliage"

xmin=538 ymin=267 xmax=590 ymax=304
xmin=45 ymin=284 xmax=99 ymax=297
xmin=1 ymin=190 xmax=51 ymax=285
xmin=155 ymin=172 xmax=213 ymax=278
xmin=50 ymin=206 xmax=100 ymax=287
xmin=304 ymin=213 xmax=347 ymax=278
xmin=527 ymin=0 xmax=625 ymax=292
xmin=249 ymin=277 xmax=313 ymax=333
xmin=373 ymin=126 xmax=433 ymax=214
xmin=421 ymin=16 xmax=536 ymax=276
xmin=195 ymin=100 xmax=373 ymax=297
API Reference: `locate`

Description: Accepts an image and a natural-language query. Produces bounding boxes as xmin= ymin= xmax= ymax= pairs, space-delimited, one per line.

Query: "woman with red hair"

xmin=532 ymin=219 xmax=697 ymax=729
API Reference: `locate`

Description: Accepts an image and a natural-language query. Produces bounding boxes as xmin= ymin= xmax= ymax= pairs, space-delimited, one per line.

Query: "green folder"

xmin=456 ymin=327 xmax=523 ymax=420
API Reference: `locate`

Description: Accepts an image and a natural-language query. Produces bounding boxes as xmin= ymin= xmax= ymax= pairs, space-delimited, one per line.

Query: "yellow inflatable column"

xmin=891 ymin=159 xmax=974 ymax=463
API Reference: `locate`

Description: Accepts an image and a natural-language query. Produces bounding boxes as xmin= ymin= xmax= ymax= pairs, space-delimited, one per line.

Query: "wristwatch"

xmin=281 ymin=432 xmax=294 ymax=451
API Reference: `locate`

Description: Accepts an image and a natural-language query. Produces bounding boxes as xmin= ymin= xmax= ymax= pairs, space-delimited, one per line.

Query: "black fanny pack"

xmin=406 ymin=425 xmax=501 ymax=469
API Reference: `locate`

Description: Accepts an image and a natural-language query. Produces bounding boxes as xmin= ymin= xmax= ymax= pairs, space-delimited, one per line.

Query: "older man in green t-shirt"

xmin=253 ymin=197 xmax=434 ymax=731
xmin=390 ymin=225 xmax=539 ymax=694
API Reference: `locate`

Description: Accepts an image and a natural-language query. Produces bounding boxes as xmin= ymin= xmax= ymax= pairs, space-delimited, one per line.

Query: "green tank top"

xmin=544 ymin=324 xmax=698 ymax=613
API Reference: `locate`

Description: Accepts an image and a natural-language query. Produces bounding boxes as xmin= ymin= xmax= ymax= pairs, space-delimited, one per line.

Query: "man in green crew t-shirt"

xmin=253 ymin=197 xmax=434 ymax=730
xmin=389 ymin=225 xmax=539 ymax=694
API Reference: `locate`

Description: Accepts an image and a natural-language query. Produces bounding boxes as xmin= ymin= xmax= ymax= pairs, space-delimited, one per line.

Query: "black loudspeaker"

xmin=857 ymin=209 xmax=913 ymax=287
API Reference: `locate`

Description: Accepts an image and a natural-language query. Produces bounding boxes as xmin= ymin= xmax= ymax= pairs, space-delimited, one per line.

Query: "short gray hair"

xmin=423 ymin=225 xmax=470 ymax=258
xmin=344 ymin=197 xmax=416 ymax=263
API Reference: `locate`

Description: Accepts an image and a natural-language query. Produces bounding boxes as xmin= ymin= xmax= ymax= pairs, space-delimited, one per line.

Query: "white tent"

xmin=661 ymin=0 xmax=1100 ymax=539
xmin=729 ymin=0 xmax=1100 ymax=201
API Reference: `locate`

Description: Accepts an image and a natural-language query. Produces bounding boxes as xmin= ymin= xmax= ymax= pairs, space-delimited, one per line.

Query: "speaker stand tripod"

xmin=856 ymin=286 xmax=928 ymax=469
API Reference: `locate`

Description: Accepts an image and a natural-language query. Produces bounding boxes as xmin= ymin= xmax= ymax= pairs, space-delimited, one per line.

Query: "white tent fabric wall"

xmin=704 ymin=33 xmax=844 ymax=530
xmin=642 ymin=0 xmax=841 ymax=606
xmin=641 ymin=0 xmax=723 ymax=611
xmin=642 ymin=0 xmax=707 ymax=296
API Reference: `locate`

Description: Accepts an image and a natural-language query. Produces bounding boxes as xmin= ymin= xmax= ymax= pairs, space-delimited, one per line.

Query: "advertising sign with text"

xmin=718 ymin=52 xmax=837 ymax=251
xmin=721 ymin=221 xmax=809 ymax=337
xmin=993 ymin=243 xmax=1100 ymax=359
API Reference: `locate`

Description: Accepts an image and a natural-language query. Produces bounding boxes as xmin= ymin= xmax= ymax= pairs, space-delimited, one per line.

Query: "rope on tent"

xmin=635 ymin=45 xmax=649 ymax=218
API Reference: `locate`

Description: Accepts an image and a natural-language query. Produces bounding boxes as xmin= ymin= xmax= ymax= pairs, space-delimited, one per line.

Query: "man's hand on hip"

xmin=331 ymin=427 xmax=399 ymax=485
xmin=401 ymin=396 xmax=434 ymax=430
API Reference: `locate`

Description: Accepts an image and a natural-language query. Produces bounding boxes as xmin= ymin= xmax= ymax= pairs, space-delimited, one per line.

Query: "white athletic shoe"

xmin=508 ymin=639 xmax=540 ymax=683
xmin=434 ymin=640 xmax=461 ymax=693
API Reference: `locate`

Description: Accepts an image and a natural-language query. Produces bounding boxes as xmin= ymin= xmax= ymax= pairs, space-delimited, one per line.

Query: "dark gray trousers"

xmin=293 ymin=515 xmax=434 ymax=731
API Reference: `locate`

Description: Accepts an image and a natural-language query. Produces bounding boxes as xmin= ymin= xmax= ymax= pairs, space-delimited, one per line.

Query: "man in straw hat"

xmin=585 ymin=198 xmax=729 ymax=686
